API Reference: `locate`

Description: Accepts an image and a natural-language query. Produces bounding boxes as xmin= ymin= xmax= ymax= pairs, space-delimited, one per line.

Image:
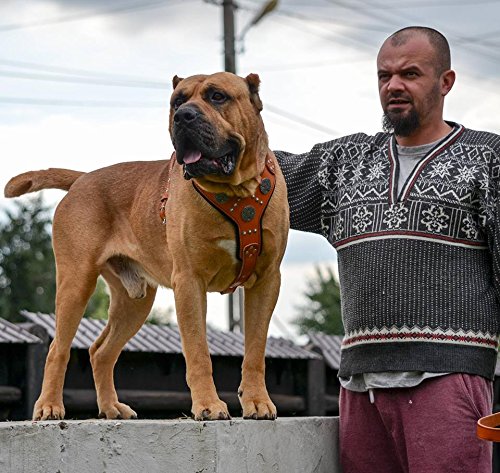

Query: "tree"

xmin=0 ymin=196 xmax=109 ymax=321
xmin=85 ymin=277 xmax=110 ymax=320
xmin=293 ymin=265 xmax=344 ymax=335
xmin=0 ymin=196 xmax=56 ymax=322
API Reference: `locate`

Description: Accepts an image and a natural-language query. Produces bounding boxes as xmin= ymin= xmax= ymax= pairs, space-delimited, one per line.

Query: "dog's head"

xmin=169 ymin=72 xmax=267 ymax=189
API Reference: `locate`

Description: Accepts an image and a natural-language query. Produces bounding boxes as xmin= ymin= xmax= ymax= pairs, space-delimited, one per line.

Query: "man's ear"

xmin=245 ymin=73 xmax=263 ymax=112
xmin=441 ymin=69 xmax=455 ymax=96
xmin=172 ymin=75 xmax=184 ymax=90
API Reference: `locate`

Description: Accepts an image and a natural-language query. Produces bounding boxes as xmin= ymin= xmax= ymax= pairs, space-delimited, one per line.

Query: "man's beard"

xmin=382 ymin=107 xmax=420 ymax=137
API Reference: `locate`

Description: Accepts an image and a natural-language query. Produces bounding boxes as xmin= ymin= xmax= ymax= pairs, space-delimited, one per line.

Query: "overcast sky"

xmin=1 ymin=0 xmax=499 ymax=338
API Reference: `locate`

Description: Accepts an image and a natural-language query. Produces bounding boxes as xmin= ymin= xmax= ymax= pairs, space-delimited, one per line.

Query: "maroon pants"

xmin=340 ymin=374 xmax=493 ymax=473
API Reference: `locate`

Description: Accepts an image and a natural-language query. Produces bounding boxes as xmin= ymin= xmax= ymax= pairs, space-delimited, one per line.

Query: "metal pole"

xmin=223 ymin=0 xmax=236 ymax=74
xmin=222 ymin=0 xmax=242 ymax=332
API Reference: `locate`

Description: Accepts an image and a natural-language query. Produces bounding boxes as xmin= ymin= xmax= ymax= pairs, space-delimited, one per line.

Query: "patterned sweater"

xmin=275 ymin=122 xmax=500 ymax=380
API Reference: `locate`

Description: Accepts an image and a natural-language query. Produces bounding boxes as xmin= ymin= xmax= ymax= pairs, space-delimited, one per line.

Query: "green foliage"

xmin=84 ymin=277 xmax=110 ymax=319
xmin=0 ymin=196 xmax=56 ymax=322
xmin=293 ymin=266 xmax=344 ymax=335
xmin=0 ymin=196 xmax=110 ymax=322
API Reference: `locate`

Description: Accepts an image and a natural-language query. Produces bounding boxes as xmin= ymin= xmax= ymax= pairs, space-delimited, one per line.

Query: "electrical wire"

xmin=0 ymin=58 xmax=168 ymax=82
xmin=0 ymin=0 xmax=191 ymax=32
xmin=0 ymin=69 xmax=170 ymax=89
xmin=322 ymin=0 xmax=500 ymax=66
xmin=0 ymin=97 xmax=165 ymax=108
xmin=338 ymin=0 xmax=500 ymax=8
xmin=248 ymin=56 xmax=371 ymax=72
xmin=265 ymin=104 xmax=340 ymax=136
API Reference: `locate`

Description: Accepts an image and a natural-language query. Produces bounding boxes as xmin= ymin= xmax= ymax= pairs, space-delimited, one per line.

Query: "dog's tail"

xmin=4 ymin=168 xmax=85 ymax=198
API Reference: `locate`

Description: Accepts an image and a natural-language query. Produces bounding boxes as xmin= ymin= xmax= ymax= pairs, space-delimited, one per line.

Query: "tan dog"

xmin=4 ymin=72 xmax=289 ymax=421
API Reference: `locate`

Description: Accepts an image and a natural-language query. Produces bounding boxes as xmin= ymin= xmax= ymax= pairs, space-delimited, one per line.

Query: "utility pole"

xmin=220 ymin=0 xmax=278 ymax=333
xmin=222 ymin=0 xmax=243 ymax=333
xmin=223 ymin=0 xmax=236 ymax=74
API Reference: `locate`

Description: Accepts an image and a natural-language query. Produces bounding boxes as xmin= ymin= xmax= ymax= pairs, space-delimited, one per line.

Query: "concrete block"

xmin=0 ymin=417 xmax=340 ymax=473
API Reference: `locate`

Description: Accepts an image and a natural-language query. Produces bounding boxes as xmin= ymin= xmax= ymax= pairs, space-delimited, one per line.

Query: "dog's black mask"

xmin=172 ymin=104 xmax=239 ymax=180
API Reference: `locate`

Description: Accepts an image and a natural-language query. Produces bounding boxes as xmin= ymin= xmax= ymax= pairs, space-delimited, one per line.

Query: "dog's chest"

xmin=217 ymin=239 xmax=238 ymax=264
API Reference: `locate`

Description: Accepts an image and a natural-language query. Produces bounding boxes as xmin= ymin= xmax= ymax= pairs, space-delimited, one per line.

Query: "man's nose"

xmin=386 ymin=75 xmax=405 ymax=93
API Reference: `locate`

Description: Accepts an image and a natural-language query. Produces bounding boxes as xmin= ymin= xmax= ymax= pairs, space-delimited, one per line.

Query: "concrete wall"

xmin=0 ymin=417 xmax=340 ymax=473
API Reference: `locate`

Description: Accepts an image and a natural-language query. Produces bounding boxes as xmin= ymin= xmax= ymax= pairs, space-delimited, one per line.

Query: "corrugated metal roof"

xmin=21 ymin=311 xmax=319 ymax=360
xmin=0 ymin=317 xmax=42 ymax=344
xmin=307 ymin=332 xmax=343 ymax=370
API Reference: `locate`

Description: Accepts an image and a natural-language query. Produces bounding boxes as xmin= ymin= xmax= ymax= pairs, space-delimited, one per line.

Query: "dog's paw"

xmin=33 ymin=401 xmax=65 ymax=421
xmin=238 ymin=388 xmax=277 ymax=420
xmin=98 ymin=402 xmax=137 ymax=420
xmin=192 ymin=399 xmax=231 ymax=421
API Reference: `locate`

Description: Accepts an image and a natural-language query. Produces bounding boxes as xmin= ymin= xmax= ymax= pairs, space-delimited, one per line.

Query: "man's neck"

xmin=395 ymin=121 xmax=453 ymax=147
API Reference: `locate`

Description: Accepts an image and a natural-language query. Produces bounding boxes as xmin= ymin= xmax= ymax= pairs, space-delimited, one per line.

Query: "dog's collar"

xmin=192 ymin=155 xmax=276 ymax=294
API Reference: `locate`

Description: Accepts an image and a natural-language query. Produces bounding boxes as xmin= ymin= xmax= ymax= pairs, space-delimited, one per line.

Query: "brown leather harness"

xmin=159 ymin=155 xmax=277 ymax=294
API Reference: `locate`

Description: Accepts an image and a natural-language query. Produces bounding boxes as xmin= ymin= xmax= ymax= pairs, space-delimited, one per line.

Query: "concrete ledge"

xmin=0 ymin=417 xmax=340 ymax=473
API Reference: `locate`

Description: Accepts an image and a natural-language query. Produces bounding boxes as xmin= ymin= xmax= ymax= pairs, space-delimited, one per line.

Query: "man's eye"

xmin=211 ymin=92 xmax=227 ymax=103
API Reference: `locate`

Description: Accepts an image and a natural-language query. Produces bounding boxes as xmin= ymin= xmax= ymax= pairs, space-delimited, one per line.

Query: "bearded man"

xmin=276 ymin=26 xmax=500 ymax=473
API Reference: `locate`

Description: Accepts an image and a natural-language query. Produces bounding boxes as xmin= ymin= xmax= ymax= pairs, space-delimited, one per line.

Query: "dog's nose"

xmin=174 ymin=106 xmax=199 ymax=125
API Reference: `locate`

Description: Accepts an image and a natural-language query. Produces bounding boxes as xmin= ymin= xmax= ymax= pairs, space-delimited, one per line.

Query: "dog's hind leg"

xmin=238 ymin=271 xmax=280 ymax=420
xmin=33 ymin=263 xmax=99 ymax=420
xmin=89 ymin=267 xmax=156 ymax=419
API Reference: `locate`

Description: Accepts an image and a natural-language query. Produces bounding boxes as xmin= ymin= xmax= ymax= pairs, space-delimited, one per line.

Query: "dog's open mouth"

xmin=177 ymin=142 xmax=239 ymax=180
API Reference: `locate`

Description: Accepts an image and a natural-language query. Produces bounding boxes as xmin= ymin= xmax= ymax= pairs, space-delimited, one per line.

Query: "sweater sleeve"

xmin=485 ymin=203 xmax=500 ymax=311
xmin=274 ymin=144 xmax=327 ymax=235
xmin=486 ymin=142 xmax=500 ymax=303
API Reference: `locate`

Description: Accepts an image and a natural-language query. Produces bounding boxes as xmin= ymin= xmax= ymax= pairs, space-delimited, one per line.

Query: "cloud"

xmin=1 ymin=0 xmax=215 ymax=35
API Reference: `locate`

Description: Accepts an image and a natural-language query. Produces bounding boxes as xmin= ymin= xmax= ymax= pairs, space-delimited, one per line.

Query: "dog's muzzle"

xmin=172 ymin=105 xmax=239 ymax=180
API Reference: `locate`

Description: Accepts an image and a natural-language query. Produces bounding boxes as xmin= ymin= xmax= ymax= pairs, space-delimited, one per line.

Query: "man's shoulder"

xmin=460 ymin=125 xmax=500 ymax=150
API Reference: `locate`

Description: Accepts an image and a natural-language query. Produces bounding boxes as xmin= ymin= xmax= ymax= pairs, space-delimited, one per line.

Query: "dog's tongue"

xmin=183 ymin=150 xmax=202 ymax=164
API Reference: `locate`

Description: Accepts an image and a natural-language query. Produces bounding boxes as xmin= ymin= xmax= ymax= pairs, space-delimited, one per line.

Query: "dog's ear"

xmin=172 ymin=75 xmax=184 ymax=90
xmin=245 ymin=73 xmax=263 ymax=112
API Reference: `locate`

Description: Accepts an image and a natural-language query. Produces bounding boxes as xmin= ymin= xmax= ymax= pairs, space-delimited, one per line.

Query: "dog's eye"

xmin=210 ymin=91 xmax=227 ymax=104
xmin=172 ymin=97 xmax=184 ymax=110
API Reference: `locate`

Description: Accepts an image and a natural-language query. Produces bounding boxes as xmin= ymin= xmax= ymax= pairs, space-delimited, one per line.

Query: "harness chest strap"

xmin=159 ymin=155 xmax=277 ymax=294
xmin=477 ymin=412 xmax=500 ymax=442
xmin=159 ymin=154 xmax=176 ymax=224
xmin=192 ymin=156 xmax=277 ymax=294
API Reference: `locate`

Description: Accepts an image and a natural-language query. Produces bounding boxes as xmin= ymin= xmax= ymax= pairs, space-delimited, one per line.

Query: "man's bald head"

xmin=385 ymin=26 xmax=451 ymax=76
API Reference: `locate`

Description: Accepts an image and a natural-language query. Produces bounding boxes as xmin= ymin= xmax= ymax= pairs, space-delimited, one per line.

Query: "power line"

xmin=265 ymin=104 xmax=340 ymax=136
xmin=0 ymin=69 xmax=170 ymax=89
xmin=0 ymin=54 xmax=371 ymax=81
xmin=337 ymin=0 xmax=500 ymax=8
xmin=238 ymin=0 xmax=390 ymax=34
xmin=0 ymin=0 xmax=191 ymax=32
xmin=323 ymin=0 xmax=500 ymax=67
xmin=268 ymin=13 xmax=379 ymax=51
xmin=0 ymin=95 xmax=341 ymax=137
xmin=0 ymin=97 xmax=165 ymax=108
xmin=249 ymin=56 xmax=371 ymax=72
xmin=0 ymin=58 xmax=169 ymax=82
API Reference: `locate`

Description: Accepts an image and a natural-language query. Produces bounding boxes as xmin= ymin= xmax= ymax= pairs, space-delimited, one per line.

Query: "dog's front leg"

xmin=174 ymin=278 xmax=230 ymax=421
xmin=238 ymin=272 xmax=280 ymax=420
